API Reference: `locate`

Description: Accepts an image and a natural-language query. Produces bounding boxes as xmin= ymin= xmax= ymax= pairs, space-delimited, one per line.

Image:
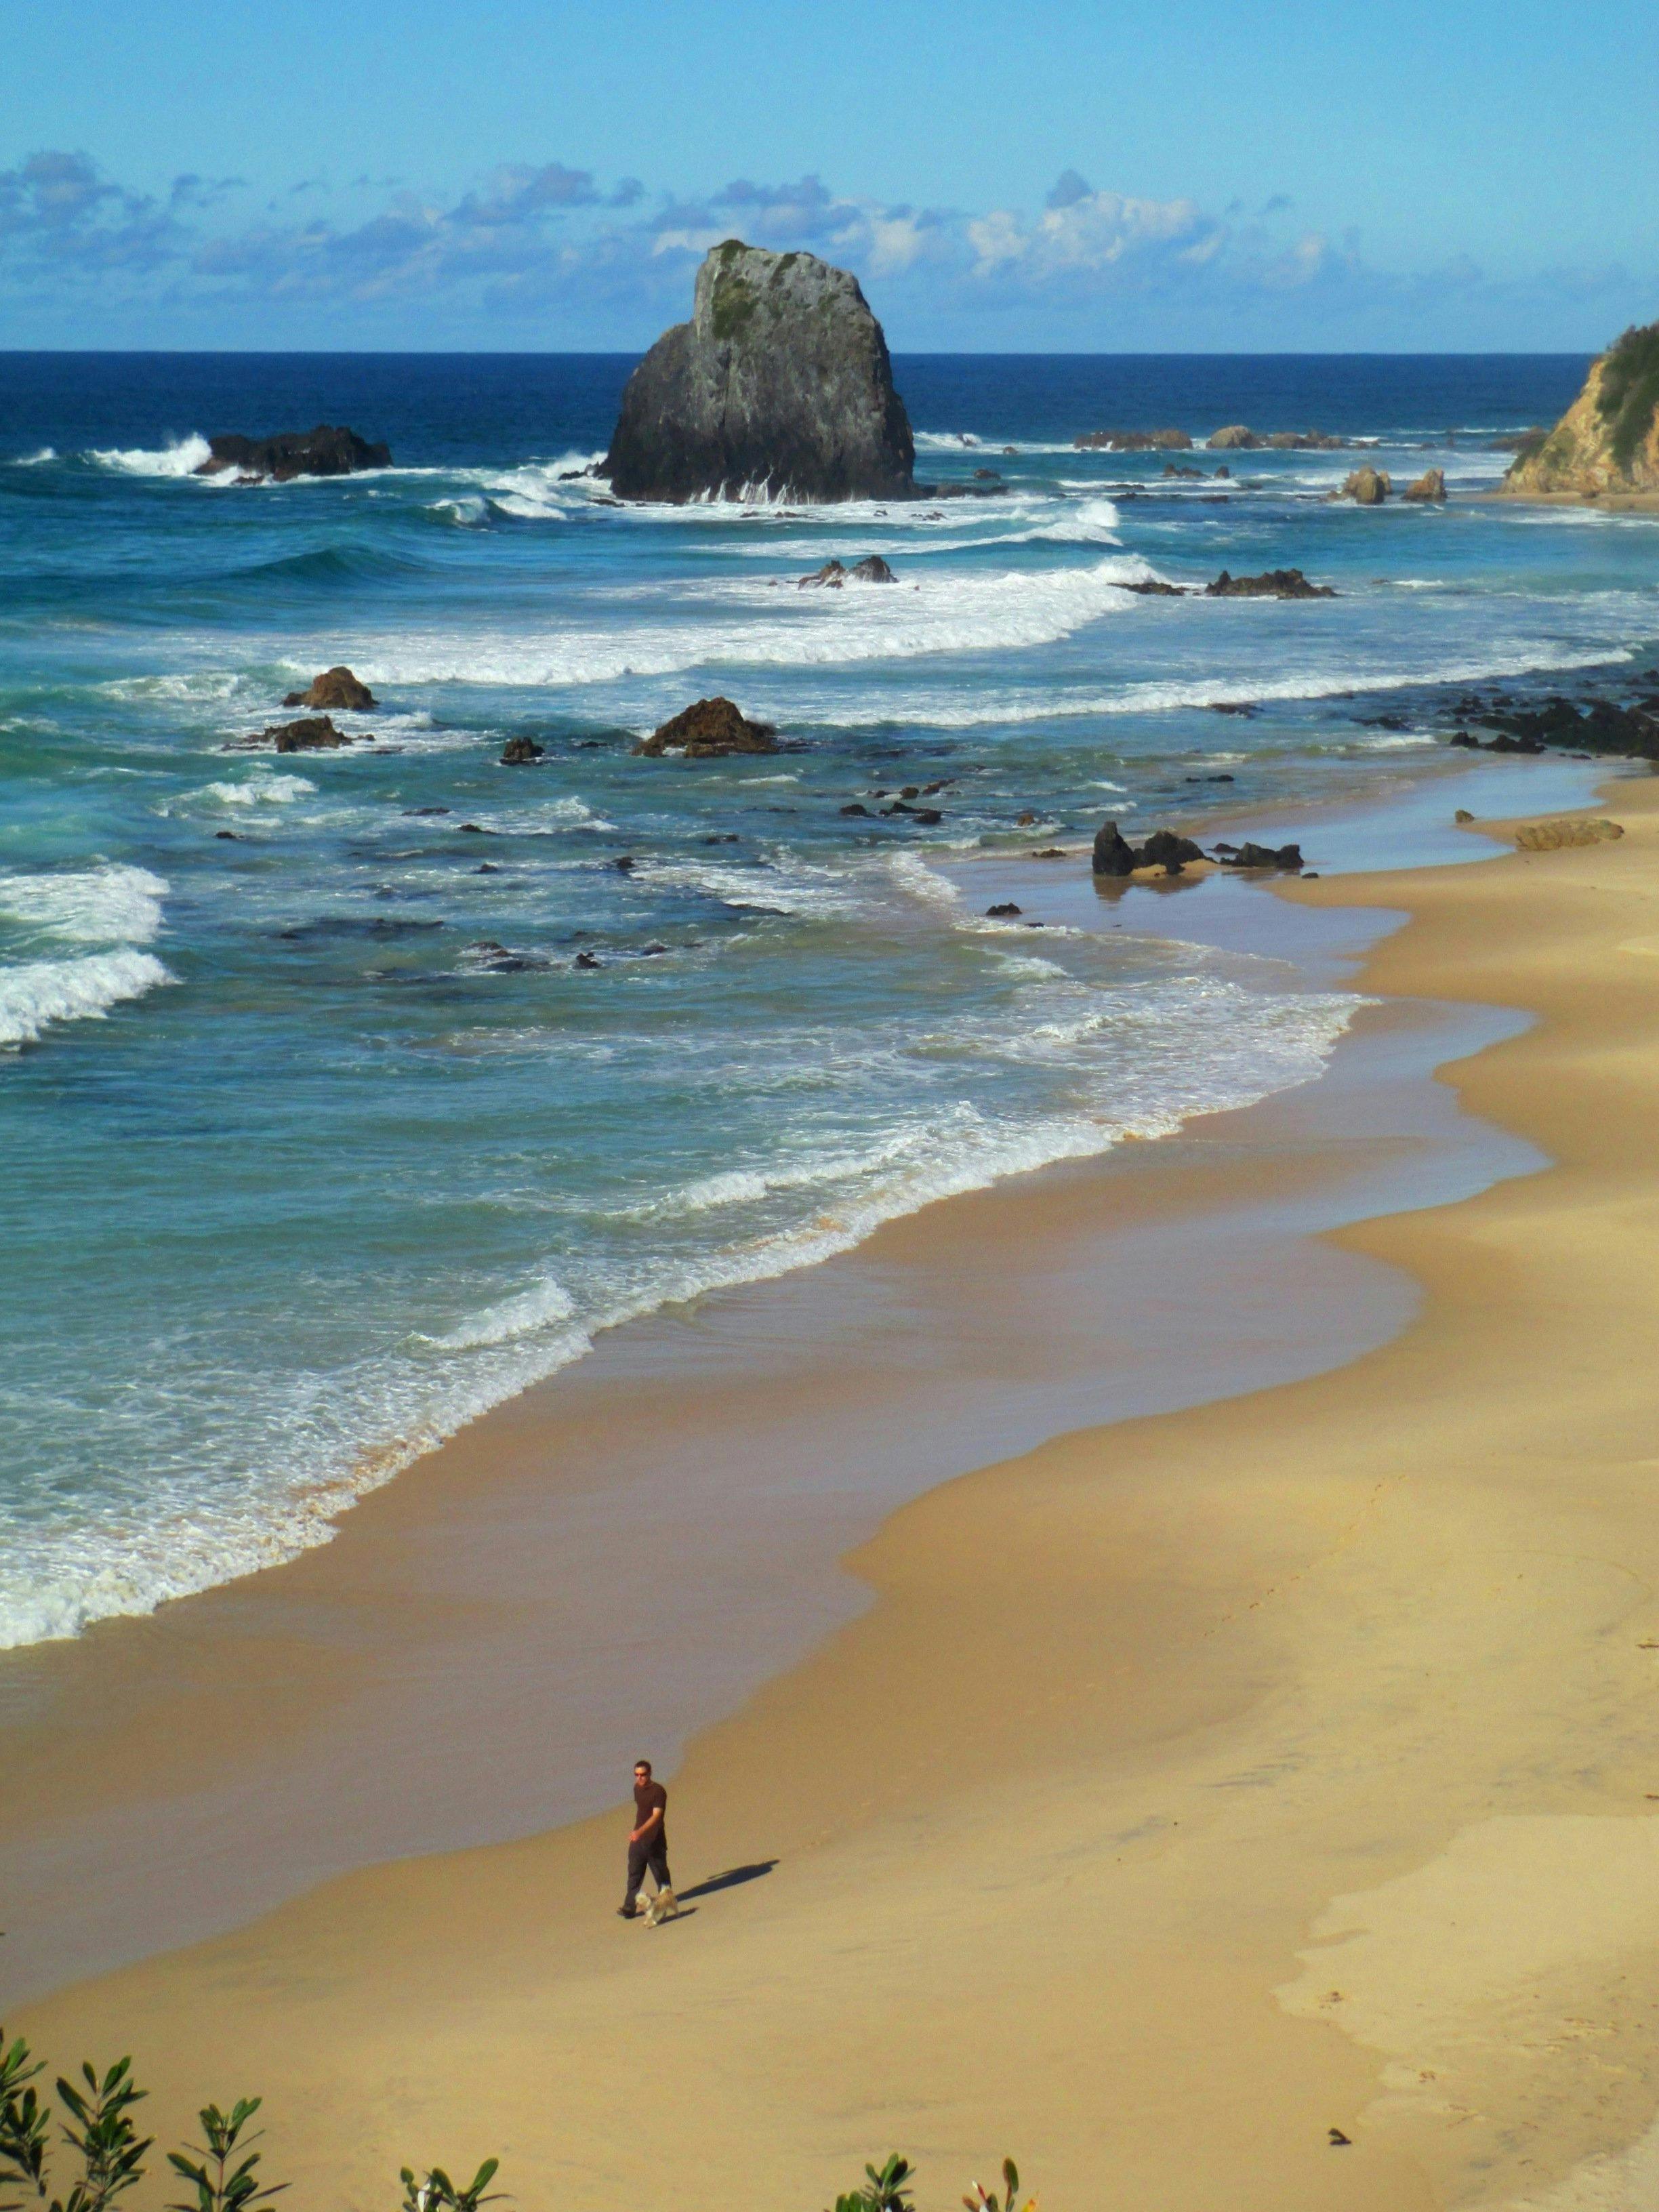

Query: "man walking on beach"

xmin=618 ymin=1759 xmax=670 ymax=1918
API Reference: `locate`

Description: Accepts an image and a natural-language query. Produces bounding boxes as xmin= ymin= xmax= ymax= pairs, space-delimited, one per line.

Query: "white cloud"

xmin=0 ymin=150 xmax=1648 ymax=350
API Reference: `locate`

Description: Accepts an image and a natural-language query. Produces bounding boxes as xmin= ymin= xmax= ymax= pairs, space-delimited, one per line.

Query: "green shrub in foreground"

xmin=0 ymin=2033 xmax=493 ymax=2212
xmin=6 ymin=2025 xmax=1027 ymax=2211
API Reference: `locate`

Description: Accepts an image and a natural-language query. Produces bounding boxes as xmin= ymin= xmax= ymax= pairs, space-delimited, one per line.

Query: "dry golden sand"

xmin=22 ymin=783 xmax=1659 ymax=2212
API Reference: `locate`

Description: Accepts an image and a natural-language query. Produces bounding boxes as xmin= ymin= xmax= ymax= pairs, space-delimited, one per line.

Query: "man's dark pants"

xmin=625 ymin=1830 xmax=671 ymax=1911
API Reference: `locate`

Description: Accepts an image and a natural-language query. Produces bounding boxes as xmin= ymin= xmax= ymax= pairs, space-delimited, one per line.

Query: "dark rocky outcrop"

xmin=283 ymin=665 xmax=377 ymax=710
xmin=1091 ymin=821 xmax=1207 ymax=877
xmin=1073 ymin=428 xmax=1191 ymax=451
xmin=1212 ymin=840 xmax=1305 ymax=870
xmin=603 ymin=241 xmax=914 ymax=503
xmin=195 ymin=426 xmax=391 ymax=482
xmin=987 ymin=901 xmax=1023 ymax=917
xmin=500 ymin=736 xmax=546 ymax=764
xmin=799 ymin=554 xmax=899 ymax=588
xmin=1404 ymin=468 xmax=1448 ymax=502
xmin=633 ymin=697 xmax=777 ymax=758
xmin=1206 ymin=568 xmax=1336 ymax=599
xmin=1448 ymin=693 xmax=1659 ymax=762
xmin=225 ymin=714 xmax=367 ymax=752
xmin=1124 ymin=569 xmax=1335 ymax=600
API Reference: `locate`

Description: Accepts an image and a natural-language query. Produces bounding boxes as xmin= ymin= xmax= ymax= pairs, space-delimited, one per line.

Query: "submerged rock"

xmin=195 ymin=426 xmax=391 ymax=482
xmin=603 ymin=241 xmax=914 ymax=503
xmin=634 ymin=696 xmax=777 ymax=758
xmin=1404 ymin=468 xmax=1448 ymax=502
xmin=1502 ymin=323 xmax=1659 ymax=497
xmin=283 ymin=665 xmax=377 ymax=710
xmin=500 ymin=736 xmax=546 ymax=764
xmin=1205 ymin=568 xmax=1336 ymax=599
xmin=226 ymin=714 xmax=365 ymax=752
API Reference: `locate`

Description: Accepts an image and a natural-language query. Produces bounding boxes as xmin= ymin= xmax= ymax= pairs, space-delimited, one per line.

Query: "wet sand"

xmin=14 ymin=768 xmax=1659 ymax=2212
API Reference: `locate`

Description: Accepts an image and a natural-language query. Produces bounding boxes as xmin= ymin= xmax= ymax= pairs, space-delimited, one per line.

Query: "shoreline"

xmin=0 ymin=754 xmax=1597 ymax=2005
xmin=16 ymin=771 xmax=1659 ymax=2210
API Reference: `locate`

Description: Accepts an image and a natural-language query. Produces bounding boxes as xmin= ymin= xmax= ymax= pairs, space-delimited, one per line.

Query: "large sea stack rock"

xmin=195 ymin=426 xmax=392 ymax=482
xmin=1502 ymin=321 xmax=1659 ymax=497
xmin=603 ymin=241 xmax=915 ymax=503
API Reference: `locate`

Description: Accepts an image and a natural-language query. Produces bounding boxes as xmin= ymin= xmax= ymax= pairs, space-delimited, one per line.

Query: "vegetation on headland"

xmin=1503 ymin=314 xmax=1659 ymax=494
xmin=1596 ymin=321 xmax=1659 ymax=472
xmin=3 ymin=2030 xmax=1028 ymax=2212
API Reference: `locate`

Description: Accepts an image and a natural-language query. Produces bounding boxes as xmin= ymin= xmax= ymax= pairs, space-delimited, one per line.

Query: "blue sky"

xmin=3 ymin=0 xmax=1656 ymax=350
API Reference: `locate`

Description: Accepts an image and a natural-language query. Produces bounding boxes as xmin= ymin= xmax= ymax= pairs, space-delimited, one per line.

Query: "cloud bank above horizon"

xmin=0 ymin=147 xmax=1647 ymax=352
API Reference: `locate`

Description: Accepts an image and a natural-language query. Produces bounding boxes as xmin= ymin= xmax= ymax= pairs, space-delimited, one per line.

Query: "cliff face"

xmin=603 ymin=242 xmax=915 ymax=503
xmin=1503 ymin=323 xmax=1659 ymax=495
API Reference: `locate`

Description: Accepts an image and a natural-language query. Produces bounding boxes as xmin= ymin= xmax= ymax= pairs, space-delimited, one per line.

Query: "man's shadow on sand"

xmin=652 ymin=1861 xmax=777 ymax=1925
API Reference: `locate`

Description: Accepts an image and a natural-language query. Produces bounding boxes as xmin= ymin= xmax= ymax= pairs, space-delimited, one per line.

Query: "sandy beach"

xmin=16 ymin=776 xmax=1659 ymax=2212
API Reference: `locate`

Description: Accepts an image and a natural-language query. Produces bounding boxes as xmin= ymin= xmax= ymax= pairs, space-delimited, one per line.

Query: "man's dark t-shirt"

xmin=634 ymin=1779 xmax=667 ymax=1832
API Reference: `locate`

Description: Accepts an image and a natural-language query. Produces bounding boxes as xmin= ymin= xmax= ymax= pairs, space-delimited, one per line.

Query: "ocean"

xmin=0 ymin=348 xmax=1646 ymax=1651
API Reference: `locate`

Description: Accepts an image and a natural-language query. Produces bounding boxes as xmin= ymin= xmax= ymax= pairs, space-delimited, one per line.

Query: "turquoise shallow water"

xmin=1 ymin=350 xmax=1652 ymax=1648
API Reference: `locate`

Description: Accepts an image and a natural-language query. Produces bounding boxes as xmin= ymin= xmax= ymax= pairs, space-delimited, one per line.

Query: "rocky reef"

xmin=603 ymin=242 xmax=915 ymax=504
xmin=634 ymin=697 xmax=777 ymax=757
xmin=1073 ymin=428 xmax=1191 ymax=451
xmin=1502 ymin=321 xmax=1659 ymax=497
xmin=194 ymin=427 xmax=391 ymax=482
xmin=1205 ymin=426 xmax=1343 ymax=451
xmin=225 ymin=715 xmax=372 ymax=752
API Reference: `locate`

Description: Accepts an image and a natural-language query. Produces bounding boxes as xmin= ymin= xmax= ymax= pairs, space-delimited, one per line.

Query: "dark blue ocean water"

xmin=0 ymin=348 xmax=1649 ymax=1648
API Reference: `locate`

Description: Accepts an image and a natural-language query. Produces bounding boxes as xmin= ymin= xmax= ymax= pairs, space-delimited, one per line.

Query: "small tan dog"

xmin=640 ymin=1887 xmax=680 ymax=1928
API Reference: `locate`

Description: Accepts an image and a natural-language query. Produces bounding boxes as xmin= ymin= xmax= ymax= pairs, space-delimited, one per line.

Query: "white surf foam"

xmin=88 ymin=435 xmax=213 ymax=478
xmin=0 ymin=949 xmax=175 ymax=1047
xmin=0 ymin=864 xmax=168 ymax=945
xmin=187 ymin=773 xmax=316 ymax=807
xmin=355 ymin=556 xmax=1153 ymax=691
xmin=819 ymin=641 xmax=1635 ymax=732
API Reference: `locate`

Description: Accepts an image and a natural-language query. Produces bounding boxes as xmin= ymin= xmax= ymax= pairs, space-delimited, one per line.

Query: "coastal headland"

xmin=15 ymin=778 xmax=1659 ymax=2210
